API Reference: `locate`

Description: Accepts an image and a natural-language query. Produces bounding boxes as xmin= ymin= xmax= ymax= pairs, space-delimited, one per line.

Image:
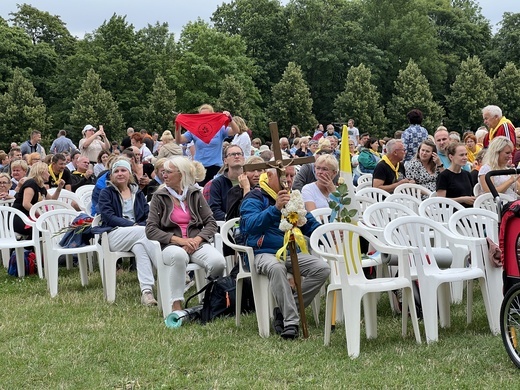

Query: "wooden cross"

xmin=243 ymin=122 xmax=316 ymax=338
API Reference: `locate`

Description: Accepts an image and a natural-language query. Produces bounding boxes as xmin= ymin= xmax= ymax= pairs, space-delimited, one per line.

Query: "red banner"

xmin=175 ymin=113 xmax=230 ymax=144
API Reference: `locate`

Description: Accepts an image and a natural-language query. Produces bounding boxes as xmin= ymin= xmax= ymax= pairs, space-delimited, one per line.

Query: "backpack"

xmin=184 ymin=264 xmax=255 ymax=324
xmin=8 ymin=250 xmax=37 ymax=277
xmin=185 ymin=274 xmax=237 ymax=324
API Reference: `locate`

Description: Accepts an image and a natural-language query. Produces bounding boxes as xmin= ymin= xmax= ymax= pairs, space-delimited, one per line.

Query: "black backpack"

xmin=184 ymin=264 xmax=255 ymax=324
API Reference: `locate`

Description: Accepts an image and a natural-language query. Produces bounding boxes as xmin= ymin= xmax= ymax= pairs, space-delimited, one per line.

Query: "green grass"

xmin=0 ymin=266 xmax=518 ymax=389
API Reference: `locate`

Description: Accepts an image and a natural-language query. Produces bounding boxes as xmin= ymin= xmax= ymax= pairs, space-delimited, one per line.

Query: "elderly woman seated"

xmin=146 ymin=157 xmax=225 ymax=312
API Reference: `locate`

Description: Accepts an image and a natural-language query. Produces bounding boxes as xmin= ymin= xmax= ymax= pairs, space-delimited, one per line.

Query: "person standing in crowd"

xmin=436 ymin=143 xmax=475 ymax=207
xmin=402 ymin=109 xmax=428 ymax=163
xmin=175 ymin=104 xmax=238 ymax=186
xmin=121 ymin=127 xmax=134 ymax=150
xmin=146 ymin=157 xmax=226 ymax=313
xmin=20 ymin=130 xmax=46 ymax=158
xmin=347 ymin=119 xmax=359 ymax=147
xmin=157 ymin=130 xmax=183 ymax=159
xmin=49 ymin=130 xmax=77 ymax=154
xmin=482 ymin=105 xmax=516 ymax=148
xmin=231 ymin=116 xmax=252 ymax=158
xmin=288 ymin=125 xmax=301 ymax=146
xmin=79 ymin=124 xmax=110 ymax=165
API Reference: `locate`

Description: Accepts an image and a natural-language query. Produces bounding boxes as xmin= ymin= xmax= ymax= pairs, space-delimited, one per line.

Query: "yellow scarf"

xmin=48 ymin=165 xmax=63 ymax=186
xmin=382 ymin=155 xmax=399 ymax=181
xmin=466 ymin=145 xmax=481 ymax=164
xmin=259 ymin=172 xmax=278 ymax=200
xmin=489 ymin=116 xmax=513 ymax=140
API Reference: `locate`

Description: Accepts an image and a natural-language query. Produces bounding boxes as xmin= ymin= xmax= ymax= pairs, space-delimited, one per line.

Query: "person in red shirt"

xmin=482 ymin=105 xmax=516 ymax=148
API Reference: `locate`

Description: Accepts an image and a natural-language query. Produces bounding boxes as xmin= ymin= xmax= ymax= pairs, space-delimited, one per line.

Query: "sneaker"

xmin=281 ymin=324 xmax=299 ymax=340
xmin=141 ymin=290 xmax=157 ymax=306
xmin=273 ymin=307 xmax=284 ymax=335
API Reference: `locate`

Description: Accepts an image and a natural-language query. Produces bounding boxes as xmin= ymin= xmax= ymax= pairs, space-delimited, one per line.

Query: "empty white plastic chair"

xmin=394 ymin=183 xmax=432 ymax=199
xmin=384 ymin=216 xmax=494 ymax=343
xmin=385 ymin=193 xmax=422 ymax=214
xmin=310 ymin=222 xmax=421 ymax=357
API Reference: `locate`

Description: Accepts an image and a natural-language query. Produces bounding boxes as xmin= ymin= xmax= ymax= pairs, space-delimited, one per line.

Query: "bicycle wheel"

xmin=500 ymin=283 xmax=520 ymax=368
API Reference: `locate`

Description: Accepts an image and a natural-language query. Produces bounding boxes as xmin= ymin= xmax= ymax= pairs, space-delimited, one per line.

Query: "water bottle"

xmin=164 ymin=305 xmax=203 ymax=328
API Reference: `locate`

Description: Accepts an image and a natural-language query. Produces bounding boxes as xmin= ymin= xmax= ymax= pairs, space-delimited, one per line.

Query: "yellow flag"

xmin=339 ymin=125 xmax=360 ymax=222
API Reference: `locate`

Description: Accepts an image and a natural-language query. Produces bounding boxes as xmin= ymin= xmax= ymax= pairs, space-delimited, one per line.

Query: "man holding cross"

xmin=239 ymin=161 xmax=330 ymax=339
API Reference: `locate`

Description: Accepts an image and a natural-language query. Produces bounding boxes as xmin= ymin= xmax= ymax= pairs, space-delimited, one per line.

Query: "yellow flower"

xmin=287 ymin=212 xmax=299 ymax=225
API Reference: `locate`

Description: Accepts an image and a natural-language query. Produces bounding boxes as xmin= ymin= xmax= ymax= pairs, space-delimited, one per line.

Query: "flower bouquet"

xmin=276 ymin=190 xmax=309 ymax=261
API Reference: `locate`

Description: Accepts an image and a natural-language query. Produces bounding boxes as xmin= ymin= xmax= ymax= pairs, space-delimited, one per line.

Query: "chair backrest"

xmin=448 ymin=208 xmax=499 ymax=242
xmin=75 ymin=185 xmax=95 ymax=214
xmin=394 ymin=183 xmax=432 ymax=199
xmin=385 ymin=193 xmax=422 ymax=214
xmin=474 ymin=192 xmax=515 ymax=213
xmin=356 ymin=187 xmax=390 ymax=203
xmin=29 ymin=200 xmax=75 ymax=221
xmin=363 ymin=202 xmax=417 ymax=240
xmin=310 ymin=207 xmax=332 ymax=224
xmin=418 ymin=197 xmax=464 ymax=225
xmin=35 ymin=209 xmax=80 ymax=246
xmin=357 ymin=173 xmax=372 ymax=186
xmin=0 ymin=198 xmax=14 ymax=206
xmin=384 ymin=216 xmax=460 ymax=277
xmin=473 ymin=182 xmax=482 ymax=197
xmin=0 ymin=205 xmax=33 ymax=240
xmin=220 ymin=217 xmax=254 ymax=274
xmin=353 ymin=195 xmax=376 ymax=218
xmin=47 ymin=188 xmax=84 ymax=210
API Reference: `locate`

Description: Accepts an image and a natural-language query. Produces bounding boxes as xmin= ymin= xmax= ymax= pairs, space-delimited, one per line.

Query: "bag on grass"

xmin=8 ymin=250 xmax=37 ymax=277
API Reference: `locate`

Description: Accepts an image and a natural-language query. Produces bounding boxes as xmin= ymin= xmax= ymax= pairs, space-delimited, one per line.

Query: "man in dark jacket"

xmin=239 ymin=166 xmax=330 ymax=339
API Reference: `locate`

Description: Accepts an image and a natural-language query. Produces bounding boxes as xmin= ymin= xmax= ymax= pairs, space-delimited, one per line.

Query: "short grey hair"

xmin=385 ymin=139 xmax=402 ymax=154
xmin=482 ymin=105 xmax=502 ymax=118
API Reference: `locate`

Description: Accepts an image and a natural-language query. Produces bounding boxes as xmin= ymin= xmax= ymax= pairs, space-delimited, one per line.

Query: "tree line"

xmin=0 ymin=0 xmax=519 ymax=151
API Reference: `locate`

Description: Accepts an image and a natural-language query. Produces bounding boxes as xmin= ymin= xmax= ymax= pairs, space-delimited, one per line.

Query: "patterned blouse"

xmin=404 ymin=159 xmax=439 ymax=193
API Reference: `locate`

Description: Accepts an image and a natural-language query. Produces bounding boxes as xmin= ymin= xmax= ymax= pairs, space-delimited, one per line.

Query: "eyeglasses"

xmin=226 ymin=152 xmax=244 ymax=157
xmin=315 ymin=166 xmax=331 ymax=172
xmin=0 ymin=181 xmax=9 ymax=185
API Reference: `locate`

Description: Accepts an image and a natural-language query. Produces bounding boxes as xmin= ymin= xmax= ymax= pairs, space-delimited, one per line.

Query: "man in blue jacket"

xmin=239 ymin=166 xmax=330 ymax=339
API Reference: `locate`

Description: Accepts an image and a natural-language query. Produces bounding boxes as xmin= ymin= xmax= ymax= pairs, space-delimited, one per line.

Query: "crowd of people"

xmin=1 ymin=103 xmax=518 ymax=339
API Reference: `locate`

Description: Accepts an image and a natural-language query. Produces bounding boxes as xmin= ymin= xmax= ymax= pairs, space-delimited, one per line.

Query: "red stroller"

xmin=486 ymin=170 xmax=520 ymax=368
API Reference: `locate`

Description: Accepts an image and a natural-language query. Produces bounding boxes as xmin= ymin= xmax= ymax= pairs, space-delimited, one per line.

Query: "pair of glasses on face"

xmin=0 ymin=181 xmax=10 ymax=186
xmin=227 ymin=152 xmax=244 ymax=157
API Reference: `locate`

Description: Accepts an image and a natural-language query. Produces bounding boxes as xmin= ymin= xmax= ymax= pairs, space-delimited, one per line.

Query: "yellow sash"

xmin=489 ymin=116 xmax=513 ymax=141
xmin=382 ymin=155 xmax=399 ymax=181
xmin=48 ymin=165 xmax=63 ymax=186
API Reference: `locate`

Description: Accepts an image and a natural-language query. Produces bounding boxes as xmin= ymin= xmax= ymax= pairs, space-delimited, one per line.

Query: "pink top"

xmin=170 ymin=204 xmax=191 ymax=238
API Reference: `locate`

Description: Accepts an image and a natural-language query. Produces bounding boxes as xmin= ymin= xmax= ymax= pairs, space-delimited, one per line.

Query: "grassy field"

xmin=0 ymin=266 xmax=518 ymax=389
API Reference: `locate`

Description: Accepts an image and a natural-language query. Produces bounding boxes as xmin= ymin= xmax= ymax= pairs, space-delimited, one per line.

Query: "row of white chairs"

xmin=308 ymin=204 xmax=501 ymax=357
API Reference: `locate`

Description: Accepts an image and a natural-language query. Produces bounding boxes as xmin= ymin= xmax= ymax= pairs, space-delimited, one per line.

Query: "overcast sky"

xmin=0 ymin=0 xmax=518 ymax=38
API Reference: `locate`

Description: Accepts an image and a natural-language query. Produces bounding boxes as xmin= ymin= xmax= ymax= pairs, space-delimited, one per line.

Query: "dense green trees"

xmin=0 ymin=2 xmax=519 ymax=148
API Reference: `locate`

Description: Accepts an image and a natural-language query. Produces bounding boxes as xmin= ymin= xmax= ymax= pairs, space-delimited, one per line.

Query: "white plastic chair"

xmin=356 ymin=187 xmax=390 ymax=203
xmin=384 ymin=216 xmax=494 ymax=343
xmin=362 ymin=202 xmax=417 ymax=242
xmin=75 ymin=185 xmax=95 ymax=215
xmin=0 ymin=200 xmax=15 ymax=269
xmin=354 ymin=195 xmax=376 ymax=219
xmin=356 ymin=174 xmax=372 ymax=187
xmin=385 ymin=193 xmax=422 ymax=214
xmin=35 ymin=209 xmax=102 ymax=297
xmin=0 ymin=206 xmax=42 ymax=277
xmin=473 ymin=182 xmax=482 ymax=196
xmin=30 ymin=200 xmax=77 ymax=275
xmin=218 ymin=219 xmax=272 ymax=338
xmin=394 ymin=183 xmax=432 ymax=199
xmin=474 ymin=192 xmax=515 ymax=213
xmin=418 ymin=197 xmax=468 ymax=303
xmin=310 ymin=222 xmax=421 ymax=358
xmin=448 ymin=208 xmax=501 ymax=334
xmin=47 ymin=188 xmax=85 ymax=211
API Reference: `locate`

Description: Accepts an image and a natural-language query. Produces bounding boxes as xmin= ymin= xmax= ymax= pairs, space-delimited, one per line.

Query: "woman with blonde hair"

xmin=478 ymin=136 xmax=519 ymax=198
xmin=157 ymin=130 xmax=183 ymax=159
xmin=231 ymin=116 xmax=252 ymax=157
xmin=26 ymin=152 xmax=41 ymax=166
xmin=146 ymin=157 xmax=225 ymax=312
xmin=301 ymin=154 xmax=339 ymax=212
xmin=0 ymin=173 xmax=14 ymax=201
xmin=12 ymin=162 xmax=65 ymax=235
